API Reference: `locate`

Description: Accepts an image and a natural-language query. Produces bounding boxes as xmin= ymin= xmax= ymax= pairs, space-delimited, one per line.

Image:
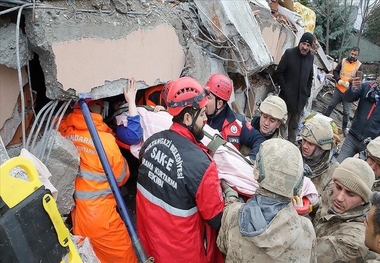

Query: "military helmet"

xmin=254 ymin=138 xmax=304 ymax=198
xmin=300 ymin=117 xmax=334 ymax=150
xmin=367 ymin=136 xmax=380 ymax=163
xmin=259 ymin=95 xmax=288 ymax=124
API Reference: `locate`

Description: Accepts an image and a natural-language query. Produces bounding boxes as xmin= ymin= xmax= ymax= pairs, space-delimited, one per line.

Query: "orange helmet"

xmin=162 ymin=77 xmax=208 ymax=116
xmin=206 ymin=73 xmax=232 ymax=101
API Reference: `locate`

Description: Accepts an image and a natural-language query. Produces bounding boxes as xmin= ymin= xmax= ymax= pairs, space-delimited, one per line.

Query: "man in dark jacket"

xmin=337 ymin=77 xmax=380 ymax=162
xmin=276 ymin=32 xmax=315 ymax=144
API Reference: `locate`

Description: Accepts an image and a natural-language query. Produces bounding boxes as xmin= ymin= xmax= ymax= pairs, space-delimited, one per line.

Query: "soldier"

xmin=251 ymin=95 xmax=287 ymax=139
xmin=315 ymin=157 xmax=375 ymax=262
xmin=217 ymin=138 xmax=316 ymax=263
xmin=299 ymin=117 xmax=338 ymax=210
xmin=357 ymin=137 xmax=380 ymax=191
xmin=363 ymin=191 xmax=380 ymax=262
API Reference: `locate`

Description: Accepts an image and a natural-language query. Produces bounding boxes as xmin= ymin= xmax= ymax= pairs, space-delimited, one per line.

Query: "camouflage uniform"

xmin=356 ymin=136 xmax=380 ymax=191
xmin=314 ymin=158 xmax=376 ymax=262
xmin=315 ymin=205 xmax=370 ymax=262
xmin=217 ymin=195 xmax=316 ymax=263
xmin=217 ymin=138 xmax=316 ymax=263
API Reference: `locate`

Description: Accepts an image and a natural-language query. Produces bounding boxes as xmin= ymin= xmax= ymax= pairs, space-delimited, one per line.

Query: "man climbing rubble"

xmin=136 ymin=77 xmax=224 ymax=263
xmin=205 ymin=73 xmax=265 ymax=161
xmin=59 ymin=99 xmax=138 ymax=263
xmin=217 ymin=138 xmax=316 ymax=263
xmin=250 ymin=95 xmax=287 ymax=139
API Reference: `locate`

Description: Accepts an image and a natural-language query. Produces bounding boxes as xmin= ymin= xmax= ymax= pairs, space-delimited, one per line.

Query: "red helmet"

xmin=206 ymin=73 xmax=232 ymax=101
xmin=163 ymin=77 xmax=208 ymax=116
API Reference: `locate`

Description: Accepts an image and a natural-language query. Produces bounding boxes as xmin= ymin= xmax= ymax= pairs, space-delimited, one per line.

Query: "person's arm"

xmin=104 ymin=133 xmax=130 ymax=186
xmin=276 ymin=50 xmax=289 ymax=89
xmin=116 ymin=115 xmax=143 ymax=145
xmin=195 ymin=161 xmax=224 ymax=229
xmin=316 ymin=228 xmax=365 ymax=262
xmin=306 ymin=61 xmax=314 ymax=97
xmin=333 ymin=61 xmax=343 ymax=82
xmin=343 ymin=78 xmax=364 ymax=102
xmin=117 ymin=78 xmax=143 ymax=145
xmin=124 ymin=78 xmax=138 ymax=117
xmin=240 ymin=121 xmax=265 ymax=161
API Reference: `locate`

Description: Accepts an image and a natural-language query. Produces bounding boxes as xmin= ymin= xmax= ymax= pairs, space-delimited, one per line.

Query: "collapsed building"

xmin=0 ymin=0 xmax=332 ymax=215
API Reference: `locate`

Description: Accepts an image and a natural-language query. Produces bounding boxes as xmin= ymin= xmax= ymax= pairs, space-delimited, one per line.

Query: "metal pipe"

xmin=78 ymin=99 xmax=151 ymax=263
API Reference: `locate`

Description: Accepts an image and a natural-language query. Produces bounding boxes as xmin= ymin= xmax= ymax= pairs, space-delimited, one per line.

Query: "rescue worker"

xmin=59 ymin=99 xmax=138 ymax=263
xmin=358 ymin=136 xmax=380 ymax=191
xmin=217 ymin=138 xmax=316 ymax=263
xmin=251 ymin=95 xmax=287 ymax=139
xmin=315 ymin=157 xmax=375 ymax=262
xmin=205 ymin=73 xmax=265 ymax=161
xmin=324 ymin=46 xmax=362 ymax=137
xmin=363 ymin=191 xmax=380 ymax=261
xmin=299 ymin=117 xmax=338 ymax=210
xmin=136 ymin=77 xmax=224 ymax=263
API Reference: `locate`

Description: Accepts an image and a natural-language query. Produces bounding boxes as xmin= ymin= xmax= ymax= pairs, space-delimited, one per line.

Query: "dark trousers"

xmin=337 ymin=132 xmax=367 ymax=163
xmin=324 ymin=88 xmax=350 ymax=128
xmin=280 ymin=112 xmax=301 ymax=144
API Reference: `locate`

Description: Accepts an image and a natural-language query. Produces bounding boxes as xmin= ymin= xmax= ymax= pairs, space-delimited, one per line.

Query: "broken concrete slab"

xmin=0 ymin=65 xmax=28 ymax=130
xmin=25 ymin=6 xmax=185 ymax=100
xmin=194 ymin=0 xmax=273 ymax=76
xmin=0 ymin=24 xmax=31 ymax=69
xmin=33 ymin=131 xmax=79 ymax=215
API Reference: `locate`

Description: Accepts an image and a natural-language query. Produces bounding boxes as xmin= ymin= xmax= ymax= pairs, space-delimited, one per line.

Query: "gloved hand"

xmin=292 ymin=196 xmax=303 ymax=207
xmin=344 ymin=81 xmax=350 ymax=88
xmin=221 ymin=180 xmax=238 ymax=198
xmin=338 ymin=79 xmax=343 ymax=85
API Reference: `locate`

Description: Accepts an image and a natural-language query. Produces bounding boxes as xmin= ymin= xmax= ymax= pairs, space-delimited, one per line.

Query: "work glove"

xmin=292 ymin=196 xmax=303 ymax=207
xmin=338 ymin=79 xmax=343 ymax=85
xmin=344 ymin=81 xmax=350 ymax=88
xmin=221 ymin=180 xmax=238 ymax=198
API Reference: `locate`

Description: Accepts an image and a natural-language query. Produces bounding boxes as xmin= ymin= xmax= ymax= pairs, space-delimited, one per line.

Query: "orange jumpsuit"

xmin=59 ymin=109 xmax=138 ymax=263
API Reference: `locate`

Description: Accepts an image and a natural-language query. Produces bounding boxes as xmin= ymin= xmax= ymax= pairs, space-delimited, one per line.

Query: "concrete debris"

xmin=32 ymin=131 xmax=79 ymax=215
xmin=24 ymin=4 xmax=186 ymax=100
xmin=0 ymin=24 xmax=31 ymax=69
xmin=194 ymin=0 xmax=273 ymax=76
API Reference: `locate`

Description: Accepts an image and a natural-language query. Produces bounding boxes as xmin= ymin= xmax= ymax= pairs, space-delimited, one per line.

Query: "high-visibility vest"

xmin=336 ymin=58 xmax=362 ymax=93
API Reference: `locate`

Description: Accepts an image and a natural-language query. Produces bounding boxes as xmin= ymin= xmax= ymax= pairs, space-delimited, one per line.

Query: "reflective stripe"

xmin=78 ymin=160 xmax=127 ymax=183
xmin=137 ymin=183 xmax=198 ymax=217
xmin=74 ymin=188 xmax=113 ymax=200
xmin=116 ymin=160 xmax=128 ymax=183
xmin=78 ymin=170 xmax=107 ymax=182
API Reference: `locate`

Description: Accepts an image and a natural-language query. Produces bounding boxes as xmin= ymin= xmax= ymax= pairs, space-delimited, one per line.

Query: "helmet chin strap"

xmin=207 ymin=97 xmax=226 ymax=119
xmin=188 ymin=108 xmax=201 ymax=132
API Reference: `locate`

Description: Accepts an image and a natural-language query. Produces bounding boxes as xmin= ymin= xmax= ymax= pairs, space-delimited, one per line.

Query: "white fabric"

xmin=19 ymin=148 xmax=58 ymax=199
xmin=116 ymin=107 xmax=319 ymax=205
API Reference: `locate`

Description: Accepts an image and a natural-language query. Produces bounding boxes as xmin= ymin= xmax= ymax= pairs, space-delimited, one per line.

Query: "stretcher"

xmin=115 ymin=107 xmax=319 ymax=211
xmin=0 ymin=156 xmax=81 ymax=263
